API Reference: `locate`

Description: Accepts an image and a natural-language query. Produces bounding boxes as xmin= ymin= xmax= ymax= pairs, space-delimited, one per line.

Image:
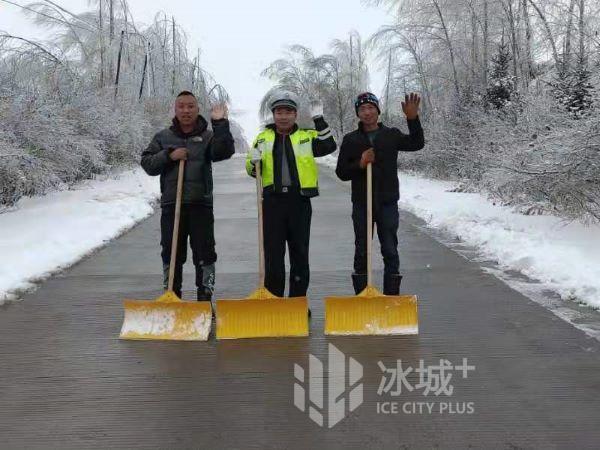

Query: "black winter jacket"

xmin=335 ymin=118 xmax=424 ymax=203
xmin=141 ymin=115 xmax=235 ymax=206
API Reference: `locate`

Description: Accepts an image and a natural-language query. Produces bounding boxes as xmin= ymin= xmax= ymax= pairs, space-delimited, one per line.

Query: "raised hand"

xmin=310 ymin=100 xmax=324 ymax=119
xmin=401 ymin=93 xmax=421 ymax=120
xmin=211 ymin=103 xmax=228 ymax=120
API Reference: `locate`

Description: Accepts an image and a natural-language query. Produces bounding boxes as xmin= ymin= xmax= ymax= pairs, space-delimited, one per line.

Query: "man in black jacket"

xmin=336 ymin=92 xmax=424 ymax=295
xmin=141 ymin=91 xmax=235 ymax=302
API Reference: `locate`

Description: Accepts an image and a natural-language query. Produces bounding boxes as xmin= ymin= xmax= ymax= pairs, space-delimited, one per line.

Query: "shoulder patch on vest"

xmin=256 ymin=138 xmax=265 ymax=144
xmin=299 ymin=138 xmax=310 ymax=145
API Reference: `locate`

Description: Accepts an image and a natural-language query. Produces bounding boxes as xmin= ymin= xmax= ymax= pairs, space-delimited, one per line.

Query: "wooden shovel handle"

xmin=168 ymin=160 xmax=185 ymax=292
xmin=256 ymin=162 xmax=266 ymax=287
xmin=367 ymin=162 xmax=373 ymax=286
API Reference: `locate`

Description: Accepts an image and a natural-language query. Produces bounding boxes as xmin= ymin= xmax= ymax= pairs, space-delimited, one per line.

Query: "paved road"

xmin=1 ymin=156 xmax=599 ymax=449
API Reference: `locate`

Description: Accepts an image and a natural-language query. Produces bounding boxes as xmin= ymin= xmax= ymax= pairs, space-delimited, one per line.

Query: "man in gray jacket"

xmin=141 ymin=90 xmax=235 ymax=302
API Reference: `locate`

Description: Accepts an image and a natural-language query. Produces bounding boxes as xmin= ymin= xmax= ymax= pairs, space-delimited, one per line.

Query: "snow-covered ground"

xmin=0 ymin=168 xmax=160 ymax=304
xmin=397 ymin=173 xmax=600 ymax=308
xmin=319 ymin=155 xmax=600 ymax=329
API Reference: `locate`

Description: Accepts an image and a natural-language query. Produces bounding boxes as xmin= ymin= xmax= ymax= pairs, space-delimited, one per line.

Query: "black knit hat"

xmin=354 ymin=92 xmax=380 ymax=115
xmin=270 ymin=97 xmax=298 ymax=112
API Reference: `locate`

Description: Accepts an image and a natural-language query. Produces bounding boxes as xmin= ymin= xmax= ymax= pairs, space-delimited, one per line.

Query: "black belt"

xmin=279 ymin=186 xmax=300 ymax=194
xmin=263 ymin=185 xmax=302 ymax=196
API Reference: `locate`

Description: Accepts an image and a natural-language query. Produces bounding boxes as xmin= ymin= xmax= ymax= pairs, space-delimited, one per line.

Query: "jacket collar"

xmin=358 ymin=121 xmax=385 ymax=133
xmin=266 ymin=123 xmax=299 ymax=135
xmin=170 ymin=115 xmax=208 ymax=138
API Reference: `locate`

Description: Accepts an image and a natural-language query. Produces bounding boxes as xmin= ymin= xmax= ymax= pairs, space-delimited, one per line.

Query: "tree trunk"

xmin=503 ymin=0 xmax=520 ymax=90
xmin=527 ymin=0 xmax=560 ymax=69
xmin=172 ymin=16 xmax=176 ymax=95
xmin=402 ymin=34 xmax=433 ymax=118
xmin=483 ymin=0 xmax=489 ymax=86
xmin=108 ymin=0 xmax=114 ymax=83
xmin=470 ymin=2 xmax=479 ymax=86
xmin=99 ymin=0 xmax=105 ymax=88
xmin=432 ymin=0 xmax=460 ymax=99
xmin=109 ymin=0 xmax=114 ymax=41
xmin=114 ymin=30 xmax=125 ymax=99
xmin=578 ymin=0 xmax=585 ymax=59
xmin=191 ymin=56 xmax=197 ymax=91
xmin=139 ymin=43 xmax=149 ymax=101
xmin=149 ymin=42 xmax=156 ymax=95
xmin=522 ymin=0 xmax=534 ymax=83
xmin=384 ymin=49 xmax=392 ymax=121
xmin=564 ymin=0 xmax=577 ymax=73
xmin=349 ymin=34 xmax=354 ymax=95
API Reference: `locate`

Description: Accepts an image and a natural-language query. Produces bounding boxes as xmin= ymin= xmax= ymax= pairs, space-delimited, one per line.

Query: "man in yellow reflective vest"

xmin=246 ymin=96 xmax=336 ymax=303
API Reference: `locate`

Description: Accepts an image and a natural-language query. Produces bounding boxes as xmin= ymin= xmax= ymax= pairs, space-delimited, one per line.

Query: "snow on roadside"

xmin=398 ymin=172 xmax=600 ymax=310
xmin=319 ymin=154 xmax=600 ymax=310
xmin=0 ymin=168 xmax=160 ymax=304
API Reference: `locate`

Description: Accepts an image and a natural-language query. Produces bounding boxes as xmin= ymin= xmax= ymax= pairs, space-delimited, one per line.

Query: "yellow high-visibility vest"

xmin=246 ymin=128 xmax=319 ymax=191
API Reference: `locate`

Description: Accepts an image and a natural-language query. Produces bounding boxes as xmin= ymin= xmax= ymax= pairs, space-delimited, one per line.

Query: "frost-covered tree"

xmin=259 ymin=32 xmax=369 ymax=138
xmin=484 ymin=42 xmax=516 ymax=109
xmin=555 ymin=53 xmax=594 ymax=117
xmin=363 ymin=0 xmax=600 ymax=221
xmin=0 ymin=1 xmax=239 ymax=207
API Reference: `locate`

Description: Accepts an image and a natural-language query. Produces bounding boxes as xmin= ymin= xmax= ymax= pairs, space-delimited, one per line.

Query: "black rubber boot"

xmin=163 ymin=264 xmax=182 ymax=298
xmin=196 ymin=264 xmax=214 ymax=316
xmin=196 ymin=288 xmax=214 ymax=319
xmin=196 ymin=287 xmax=212 ymax=302
xmin=162 ymin=264 xmax=169 ymax=290
xmin=195 ymin=264 xmax=215 ymax=302
xmin=351 ymin=273 xmax=368 ymax=295
xmin=383 ymin=273 xmax=402 ymax=295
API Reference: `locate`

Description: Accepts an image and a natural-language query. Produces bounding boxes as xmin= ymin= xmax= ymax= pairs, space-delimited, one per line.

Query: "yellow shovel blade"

xmin=216 ymin=287 xmax=309 ymax=339
xmin=325 ymin=286 xmax=418 ymax=335
xmin=120 ymin=291 xmax=212 ymax=341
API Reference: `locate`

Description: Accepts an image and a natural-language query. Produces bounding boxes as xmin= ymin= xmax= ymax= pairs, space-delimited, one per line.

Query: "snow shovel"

xmin=120 ymin=160 xmax=212 ymax=341
xmin=324 ymin=163 xmax=418 ymax=335
xmin=215 ymin=161 xmax=309 ymax=339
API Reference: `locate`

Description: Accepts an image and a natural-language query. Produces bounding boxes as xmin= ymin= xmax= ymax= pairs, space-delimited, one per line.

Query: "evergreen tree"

xmin=484 ymin=42 xmax=515 ymax=110
xmin=565 ymin=54 xmax=593 ymax=118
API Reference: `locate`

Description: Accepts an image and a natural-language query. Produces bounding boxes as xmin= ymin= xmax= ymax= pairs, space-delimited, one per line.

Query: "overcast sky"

xmin=0 ymin=0 xmax=392 ymax=138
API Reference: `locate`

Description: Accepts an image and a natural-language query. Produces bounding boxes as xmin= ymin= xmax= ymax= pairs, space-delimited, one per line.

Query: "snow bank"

xmin=0 ymin=168 xmax=160 ymax=304
xmin=398 ymin=172 xmax=600 ymax=309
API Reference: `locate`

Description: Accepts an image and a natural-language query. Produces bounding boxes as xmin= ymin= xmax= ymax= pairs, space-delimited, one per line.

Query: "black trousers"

xmin=263 ymin=192 xmax=312 ymax=297
xmin=352 ymin=200 xmax=400 ymax=275
xmin=160 ymin=204 xmax=217 ymax=294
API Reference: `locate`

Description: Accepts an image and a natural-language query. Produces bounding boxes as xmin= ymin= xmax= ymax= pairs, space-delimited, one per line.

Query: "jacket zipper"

xmin=281 ymin=133 xmax=286 ymax=192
